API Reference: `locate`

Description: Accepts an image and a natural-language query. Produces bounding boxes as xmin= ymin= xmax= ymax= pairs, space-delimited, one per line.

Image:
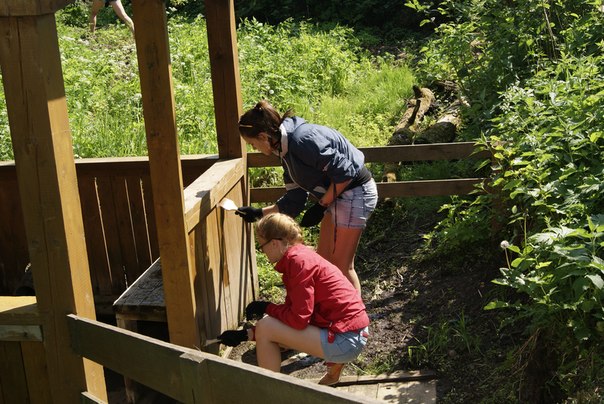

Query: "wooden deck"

xmin=331 ymin=371 xmax=437 ymax=403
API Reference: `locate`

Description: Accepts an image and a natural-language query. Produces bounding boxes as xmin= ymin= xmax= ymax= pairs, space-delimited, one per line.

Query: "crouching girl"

xmin=217 ymin=213 xmax=369 ymax=385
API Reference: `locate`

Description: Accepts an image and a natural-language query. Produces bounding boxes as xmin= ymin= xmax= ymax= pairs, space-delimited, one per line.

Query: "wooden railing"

xmin=248 ymin=142 xmax=490 ymax=202
xmin=0 ymin=142 xmax=490 ymax=305
xmin=67 ymin=314 xmax=375 ymax=403
xmin=0 ymin=155 xmax=218 ymax=308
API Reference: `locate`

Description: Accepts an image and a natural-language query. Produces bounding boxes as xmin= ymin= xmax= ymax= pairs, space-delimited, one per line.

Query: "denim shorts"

xmin=327 ymin=179 xmax=378 ymax=229
xmin=320 ymin=326 xmax=369 ymax=363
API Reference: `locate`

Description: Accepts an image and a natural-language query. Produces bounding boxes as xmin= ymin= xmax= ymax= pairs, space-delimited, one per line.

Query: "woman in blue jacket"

xmin=236 ymin=100 xmax=378 ymax=292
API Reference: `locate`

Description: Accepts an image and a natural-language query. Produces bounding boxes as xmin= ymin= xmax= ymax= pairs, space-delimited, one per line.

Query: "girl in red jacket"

xmin=218 ymin=213 xmax=370 ymax=385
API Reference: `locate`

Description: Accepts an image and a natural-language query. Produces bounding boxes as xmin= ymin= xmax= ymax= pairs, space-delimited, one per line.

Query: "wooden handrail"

xmin=247 ymin=142 xmax=491 ymax=202
xmin=67 ymin=314 xmax=378 ymax=404
xmin=247 ymin=142 xmax=489 ymax=167
xmin=183 ymin=158 xmax=245 ymax=232
xmin=0 ymin=296 xmax=42 ymax=341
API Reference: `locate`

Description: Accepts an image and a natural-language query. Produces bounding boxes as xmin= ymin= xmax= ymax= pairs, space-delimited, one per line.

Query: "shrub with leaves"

xmin=417 ymin=0 xmax=604 ymax=398
xmin=491 ymin=216 xmax=604 ymax=342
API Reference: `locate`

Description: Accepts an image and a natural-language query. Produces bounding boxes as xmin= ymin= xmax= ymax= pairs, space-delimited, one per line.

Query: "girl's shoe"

xmin=318 ymin=362 xmax=345 ymax=386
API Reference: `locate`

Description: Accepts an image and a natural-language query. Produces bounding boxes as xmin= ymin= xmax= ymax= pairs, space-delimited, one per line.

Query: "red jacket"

xmin=265 ymin=244 xmax=369 ymax=334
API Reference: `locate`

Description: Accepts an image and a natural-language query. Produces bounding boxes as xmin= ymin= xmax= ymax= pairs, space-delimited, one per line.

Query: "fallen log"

xmin=382 ymin=84 xmax=464 ymax=183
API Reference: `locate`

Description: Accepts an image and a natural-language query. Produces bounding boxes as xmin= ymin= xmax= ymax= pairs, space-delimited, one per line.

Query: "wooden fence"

xmin=248 ymin=142 xmax=491 ymax=201
xmin=0 ymin=142 xmax=490 ymax=309
xmin=0 ymin=155 xmax=216 ymax=310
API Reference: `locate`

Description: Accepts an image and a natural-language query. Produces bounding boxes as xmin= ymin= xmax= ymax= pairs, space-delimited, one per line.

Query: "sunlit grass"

xmin=0 ymin=17 xmax=414 ymax=161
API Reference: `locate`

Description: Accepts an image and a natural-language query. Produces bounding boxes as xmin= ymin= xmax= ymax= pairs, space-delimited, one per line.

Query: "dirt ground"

xmin=105 ymin=199 xmax=515 ymax=403
xmin=226 ymin=200 xmax=516 ymax=402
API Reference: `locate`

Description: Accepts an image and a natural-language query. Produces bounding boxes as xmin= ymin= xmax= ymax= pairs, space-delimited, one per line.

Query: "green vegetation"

xmin=0 ymin=16 xmax=413 ymax=160
xmin=1 ymin=0 xmax=603 ymax=401
xmin=413 ymin=0 xmax=604 ymax=400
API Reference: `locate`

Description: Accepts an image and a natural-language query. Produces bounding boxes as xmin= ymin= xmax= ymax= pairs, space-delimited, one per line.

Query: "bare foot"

xmin=318 ymin=362 xmax=345 ymax=386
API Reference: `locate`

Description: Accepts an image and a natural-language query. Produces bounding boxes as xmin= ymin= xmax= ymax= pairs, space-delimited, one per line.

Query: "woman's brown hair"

xmin=238 ymin=100 xmax=292 ymax=143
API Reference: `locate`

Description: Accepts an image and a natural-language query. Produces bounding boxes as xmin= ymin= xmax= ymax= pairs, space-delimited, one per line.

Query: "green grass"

xmin=0 ymin=17 xmax=413 ymax=161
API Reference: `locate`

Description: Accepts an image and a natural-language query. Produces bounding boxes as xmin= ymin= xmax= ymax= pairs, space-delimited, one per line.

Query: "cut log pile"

xmin=383 ymin=81 xmax=467 ymax=182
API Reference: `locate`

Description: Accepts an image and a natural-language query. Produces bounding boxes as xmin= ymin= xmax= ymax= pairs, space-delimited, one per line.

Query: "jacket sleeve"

xmin=275 ymin=165 xmax=308 ymax=218
xmin=265 ymin=261 xmax=315 ymax=330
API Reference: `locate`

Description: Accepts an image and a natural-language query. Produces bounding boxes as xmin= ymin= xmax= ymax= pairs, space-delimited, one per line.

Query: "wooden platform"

xmin=308 ymin=370 xmax=437 ymax=403
xmin=113 ymin=258 xmax=166 ymax=325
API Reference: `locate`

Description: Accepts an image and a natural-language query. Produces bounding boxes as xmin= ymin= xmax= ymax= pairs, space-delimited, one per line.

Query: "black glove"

xmin=235 ymin=206 xmax=263 ymax=223
xmin=300 ymin=203 xmax=327 ymax=227
xmin=245 ymin=300 xmax=270 ymax=320
xmin=217 ymin=330 xmax=248 ymax=347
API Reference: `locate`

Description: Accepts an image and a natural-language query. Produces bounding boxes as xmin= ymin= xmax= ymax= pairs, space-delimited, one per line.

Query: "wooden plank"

xmin=247 ymin=143 xmax=491 ymax=167
xmin=0 ymin=0 xmax=73 ymax=17
xmin=376 ymin=380 xmax=437 ymax=403
xmin=68 ymin=315 xmax=379 ymax=404
xmin=0 ymin=14 xmax=106 ymax=402
xmin=251 ymin=178 xmax=486 ymax=202
xmin=77 ymin=175 xmax=112 ymax=296
xmin=132 ymin=0 xmax=199 ymax=349
xmin=20 ymin=341 xmax=51 ymax=404
xmin=113 ymin=259 xmax=166 ymax=323
xmin=141 ymin=175 xmax=160 ymax=259
xmin=209 ymin=208 xmax=239 ymax=332
xmin=0 ymin=297 xmax=39 ymax=325
xmin=333 ymin=369 xmax=437 ymax=386
xmin=222 ymin=184 xmax=257 ymax=317
xmin=112 ymin=176 xmax=140 ymax=285
xmin=0 ymin=176 xmax=29 ymax=294
xmin=72 ymin=154 xmax=217 ymax=175
xmin=193 ymin=219 xmax=222 ymax=349
xmin=126 ymin=176 xmax=153 ymax=282
xmin=0 ymin=297 xmax=42 ymax=340
xmin=0 ymin=326 xmax=42 ymax=342
xmin=203 ymin=354 xmax=378 ymax=404
xmin=80 ymin=392 xmax=105 ymax=404
xmin=204 ymin=0 xmax=245 ymax=160
xmin=0 ymin=342 xmax=28 ymax=403
xmin=183 ymin=158 xmax=244 ymax=232
xmin=376 ymin=178 xmax=485 ymax=198
xmin=68 ymin=314 xmax=194 ymax=402
xmin=340 ymin=383 xmax=378 ymax=399
xmin=95 ymin=176 xmax=127 ymax=294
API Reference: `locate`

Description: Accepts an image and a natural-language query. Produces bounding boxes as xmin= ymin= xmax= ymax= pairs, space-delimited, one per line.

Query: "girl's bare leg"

xmin=254 ymin=316 xmax=323 ymax=372
xmin=318 ymin=362 xmax=345 ymax=385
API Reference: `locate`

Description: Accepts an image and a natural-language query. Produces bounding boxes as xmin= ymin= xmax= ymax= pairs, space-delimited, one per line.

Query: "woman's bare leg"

xmin=254 ymin=316 xmax=323 ymax=372
xmin=110 ymin=0 xmax=135 ymax=33
xmin=89 ymin=0 xmax=105 ymax=33
xmin=317 ymin=212 xmax=363 ymax=292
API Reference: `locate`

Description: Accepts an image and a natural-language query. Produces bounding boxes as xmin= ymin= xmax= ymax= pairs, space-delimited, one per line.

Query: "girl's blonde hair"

xmin=256 ymin=213 xmax=303 ymax=245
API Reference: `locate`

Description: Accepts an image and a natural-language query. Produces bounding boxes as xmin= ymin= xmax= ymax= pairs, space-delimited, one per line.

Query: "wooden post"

xmin=131 ymin=0 xmax=200 ymax=348
xmin=0 ymin=8 xmax=106 ymax=404
xmin=204 ymin=0 xmax=245 ymax=160
xmin=204 ymin=0 xmax=258 ymax=317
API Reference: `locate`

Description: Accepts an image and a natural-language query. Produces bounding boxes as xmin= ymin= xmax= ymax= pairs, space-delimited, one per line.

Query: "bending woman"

xmin=217 ymin=213 xmax=370 ymax=385
xmin=236 ymin=100 xmax=378 ymax=292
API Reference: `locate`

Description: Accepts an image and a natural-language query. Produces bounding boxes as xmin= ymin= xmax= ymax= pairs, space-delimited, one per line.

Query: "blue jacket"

xmin=275 ymin=117 xmax=366 ymax=217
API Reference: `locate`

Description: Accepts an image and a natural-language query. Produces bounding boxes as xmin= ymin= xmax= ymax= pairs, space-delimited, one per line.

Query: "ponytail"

xmin=238 ymin=100 xmax=292 ymax=143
